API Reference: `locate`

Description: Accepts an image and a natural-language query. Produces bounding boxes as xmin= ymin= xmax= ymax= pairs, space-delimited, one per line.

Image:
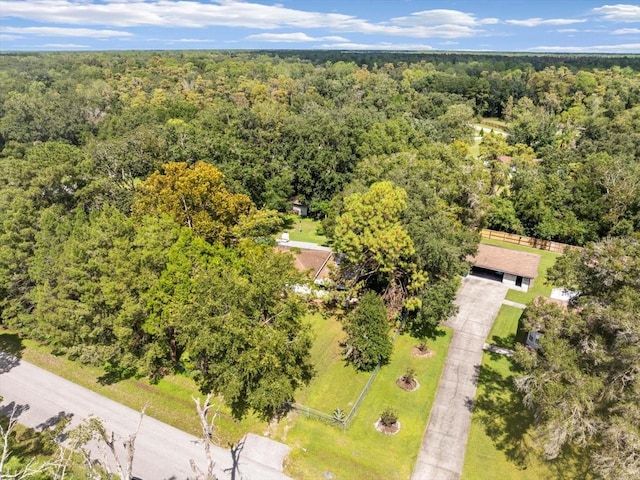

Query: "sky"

xmin=0 ymin=1 xmax=638 ymax=52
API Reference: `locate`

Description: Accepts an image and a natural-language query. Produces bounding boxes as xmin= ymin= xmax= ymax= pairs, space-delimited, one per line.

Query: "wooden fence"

xmin=480 ymin=229 xmax=582 ymax=254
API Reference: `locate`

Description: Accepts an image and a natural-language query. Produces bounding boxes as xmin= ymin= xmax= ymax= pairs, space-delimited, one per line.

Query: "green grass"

xmin=486 ymin=305 xmax=524 ymax=349
xmin=463 ymin=289 xmax=588 ymax=480
xmin=463 ymin=353 xmax=546 ymax=480
xmin=480 ymin=237 xmax=560 ymax=305
xmin=0 ymin=329 xmax=267 ymax=445
xmin=279 ymin=329 xmax=453 ymax=480
xmin=481 ymin=117 xmax=508 ymax=129
xmin=295 ymin=313 xmax=370 ymax=412
xmin=281 ymin=217 xmax=328 ymax=245
xmin=463 ymin=351 xmax=591 ymax=480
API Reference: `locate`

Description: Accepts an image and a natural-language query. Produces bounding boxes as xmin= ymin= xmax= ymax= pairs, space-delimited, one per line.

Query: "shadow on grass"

xmin=489 ymin=333 xmax=516 ymax=349
xmin=488 ymin=317 xmax=528 ymax=350
xmin=473 ymin=363 xmax=532 ymax=469
xmin=282 ymin=215 xmax=295 ymax=230
xmin=474 ymin=361 xmax=593 ymax=478
xmin=0 ymin=331 xmax=24 ymax=374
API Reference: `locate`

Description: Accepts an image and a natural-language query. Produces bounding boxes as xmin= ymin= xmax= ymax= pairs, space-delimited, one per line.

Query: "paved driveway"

xmin=412 ymin=276 xmax=508 ymax=480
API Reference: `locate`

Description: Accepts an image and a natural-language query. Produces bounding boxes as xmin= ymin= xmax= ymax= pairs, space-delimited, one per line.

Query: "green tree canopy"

xmin=132 ymin=161 xmax=280 ymax=245
xmin=332 ymin=181 xmax=423 ymax=314
xmin=515 ymin=237 xmax=640 ymax=479
xmin=342 ymin=292 xmax=393 ymax=371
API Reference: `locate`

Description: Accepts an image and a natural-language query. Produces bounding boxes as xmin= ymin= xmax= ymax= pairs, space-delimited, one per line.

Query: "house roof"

xmin=276 ymin=246 xmax=334 ymax=281
xmin=469 ymin=244 xmax=541 ymax=279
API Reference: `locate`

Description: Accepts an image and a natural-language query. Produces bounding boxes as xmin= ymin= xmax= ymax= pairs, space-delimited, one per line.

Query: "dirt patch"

xmin=396 ymin=376 xmax=420 ymax=392
xmin=374 ymin=419 xmax=401 ymax=435
xmin=412 ymin=346 xmax=435 ymax=358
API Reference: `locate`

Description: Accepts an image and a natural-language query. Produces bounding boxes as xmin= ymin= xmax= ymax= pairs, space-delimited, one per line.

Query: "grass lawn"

xmin=464 ymin=351 xmax=590 ymax=480
xmin=463 ymin=302 xmax=589 ymax=480
xmin=279 ymin=328 xmax=453 ymax=480
xmin=281 ymin=217 xmax=328 ymax=245
xmin=294 ymin=313 xmax=370 ymax=412
xmin=463 ymin=352 xmax=549 ymax=480
xmin=480 ymin=237 xmax=560 ymax=305
xmin=0 ymin=330 xmax=266 ymax=445
xmin=486 ymin=305 xmax=525 ymax=349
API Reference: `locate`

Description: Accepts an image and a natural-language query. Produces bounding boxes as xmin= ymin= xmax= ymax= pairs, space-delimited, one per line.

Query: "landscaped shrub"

xmin=380 ymin=407 xmax=398 ymax=427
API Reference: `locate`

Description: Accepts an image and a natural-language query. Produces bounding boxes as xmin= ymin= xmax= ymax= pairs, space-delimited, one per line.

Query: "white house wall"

xmin=502 ymin=273 xmax=531 ymax=292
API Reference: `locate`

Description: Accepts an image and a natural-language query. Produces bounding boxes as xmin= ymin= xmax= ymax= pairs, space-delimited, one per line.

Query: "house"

xmin=468 ymin=244 xmax=541 ymax=292
xmin=290 ymin=200 xmax=308 ymax=217
xmin=276 ymin=245 xmax=334 ymax=287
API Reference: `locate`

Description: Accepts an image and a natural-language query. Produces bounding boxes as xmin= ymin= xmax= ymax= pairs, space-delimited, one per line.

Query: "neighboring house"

xmin=276 ymin=245 xmax=335 ymax=289
xmin=468 ymin=244 xmax=541 ymax=292
xmin=291 ymin=199 xmax=308 ymax=217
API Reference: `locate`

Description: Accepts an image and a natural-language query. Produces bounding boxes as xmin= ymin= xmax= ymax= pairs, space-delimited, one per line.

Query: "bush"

xmin=380 ymin=407 xmax=398 ymax=427
xmin=402 ymin=367 xmax=416 ymax=384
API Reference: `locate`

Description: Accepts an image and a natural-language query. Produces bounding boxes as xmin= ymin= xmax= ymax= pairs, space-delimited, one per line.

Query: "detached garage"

xmin=468 ymin=244 xmax=541 ymax=292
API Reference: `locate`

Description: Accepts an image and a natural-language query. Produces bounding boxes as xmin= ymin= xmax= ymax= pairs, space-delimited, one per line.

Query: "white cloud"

xmin=391 ymin=9 xmax=497 ymax=26
xmin=556 ymin=28 xmax=605 ymax=33
xmin=320 ymin=42 xmax=433 ymax=51
xmin=0 ymin=0 xmax=367 ymax=29
xmin=170 ymin=38 xmax=214 ymax=43
xmin=246 ymin=32 xmax=349 ymax=43
xmin=529 ymin=43 xmax=640 ymax=53
xmin=2 ymin=26 xmax=132 ymax=37
xmin=0 ymin=1 xmax=490 ymax=38
xmin=592 ymin=4 xmax=640 ymax=22
xmin=0 ymin=33 xmax=23 ymax=41
xmin=612 ymin=28 xmax=640 ymax=34
xmin=42 ymin=43 xmax=90 ymax=48
xmin=507 ymin=18 xmax=587 ymax=27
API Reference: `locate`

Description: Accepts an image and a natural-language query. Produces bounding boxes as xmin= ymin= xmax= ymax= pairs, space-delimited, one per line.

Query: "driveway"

xmin=0 ymin=356 xmax=291 ymax=480
xmin=412 ymin=276 xmax=508 ymax=480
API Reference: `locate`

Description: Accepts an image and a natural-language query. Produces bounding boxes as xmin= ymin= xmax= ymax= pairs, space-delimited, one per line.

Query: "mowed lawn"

xmin=464 ymin=238 xmax=558 ymax=479
xmin=280 ymin=326 xmax=453 ymax=480
xmin=464 ymin=305 xmax=543 ymax=480
xmin=463 ymin=302 xmax=588 ymax=479
xmin=281 ymin=217 xmax=328 ymax=245
xmin=294 ymin=313 xmax=370 ymax=412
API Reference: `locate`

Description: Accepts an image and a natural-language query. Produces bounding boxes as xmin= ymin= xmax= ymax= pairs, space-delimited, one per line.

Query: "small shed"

xmin=468 ymin=244 xmax=541 ymax=292
xmin=291 ymin=200 xmax=308 ymax=217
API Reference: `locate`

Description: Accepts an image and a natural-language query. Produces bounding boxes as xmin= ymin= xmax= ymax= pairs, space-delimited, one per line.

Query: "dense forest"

xmin=0 ymin=51 xmax=639 ymax=475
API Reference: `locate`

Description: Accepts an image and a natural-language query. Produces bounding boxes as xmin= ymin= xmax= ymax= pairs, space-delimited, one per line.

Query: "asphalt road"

xmin=411 ymin=276 xmax=509 ymax=480
xmin=0 ymin=355 xmax=291 ymax=480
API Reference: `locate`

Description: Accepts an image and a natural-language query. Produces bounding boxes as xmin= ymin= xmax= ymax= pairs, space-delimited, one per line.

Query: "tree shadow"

xmin=97 ymin=362 xmax=137 ymax=385
xmin=0 ymin=332 xmax=24 ymax=374
xmin=489 ymin=332 xmax=516 ymax=349
xmin=36 ymin=410 xmax=74 ymax=432
xmin=472 ymin=362 xmax=533 ymax=469
xmin=226 ymin=437 xmax=246 ymax=480
xmin=0 ymin=401 xmax=30 ymax=419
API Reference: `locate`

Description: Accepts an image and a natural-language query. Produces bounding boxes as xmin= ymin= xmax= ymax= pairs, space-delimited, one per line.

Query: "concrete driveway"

xmin=412 ymin=276 xmax=508 ymax=480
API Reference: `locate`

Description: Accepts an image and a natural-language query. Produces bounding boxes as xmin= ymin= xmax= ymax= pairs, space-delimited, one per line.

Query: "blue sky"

xmin=0 ymin=1 xmax=638 ymax=52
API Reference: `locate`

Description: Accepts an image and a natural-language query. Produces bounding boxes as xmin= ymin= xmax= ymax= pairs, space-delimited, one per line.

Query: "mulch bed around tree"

xmin=412 ymin=346 xmax=435 ymax=358
xmin=396 ymin=376 xmax=420 ymax=391
xmin=374 ymin=419 xmax=401 ymax=435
